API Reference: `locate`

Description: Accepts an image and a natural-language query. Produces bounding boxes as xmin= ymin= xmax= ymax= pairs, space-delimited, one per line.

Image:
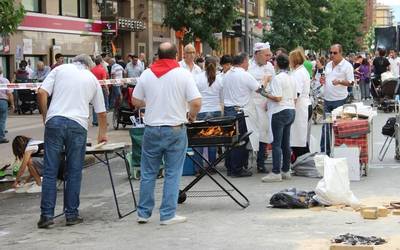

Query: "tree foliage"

xmin=264 ymin=0 xmax=365 ymax=53
xmin=164 ymin=0 xmax=239 ymax=49
xmin=0 ymin=0 xmax=25 ymax=35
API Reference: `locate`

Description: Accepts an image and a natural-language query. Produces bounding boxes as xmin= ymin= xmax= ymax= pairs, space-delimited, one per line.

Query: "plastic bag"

xmin=291 ymin=152 xmax=322 ymax=178
xmin=314 ymin=156 xmax=360 ymax=208
xmin=269 ymin=188 xmax=317 ymax=209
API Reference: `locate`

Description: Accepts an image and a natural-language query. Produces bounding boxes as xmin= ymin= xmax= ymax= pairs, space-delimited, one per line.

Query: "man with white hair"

xmin=37 ymin=54 xmax=108 ymax=229
xmin=247 ymin=42 xmax=275 ymax=173
xmin=109 ymin=58 xmax=124 ymax=109
xmin=179 ymin=44 xmax=202 ymax=76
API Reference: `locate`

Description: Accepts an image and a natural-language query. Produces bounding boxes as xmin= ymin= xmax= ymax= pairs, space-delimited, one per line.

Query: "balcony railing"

xmin=240 ymin=0 xmax=256 ymax=14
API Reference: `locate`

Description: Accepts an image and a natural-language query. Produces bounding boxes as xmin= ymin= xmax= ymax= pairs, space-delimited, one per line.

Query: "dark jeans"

xmin=320 ymin=98 xmax=347 ymax=155
xmin=224 ymin=106 xmax=249 ymax=175
xmin=271 ymin=109 xmax=295 ymax=174
xmin=41 ymin=116 xmax=87 ymax=219
xmin=257 ymin=142 xmax=266 ymax=169
xmin=193 ymin=111 xmax=221 ymax=171
xmin=0 ymin=99 xmax=7 ymax=139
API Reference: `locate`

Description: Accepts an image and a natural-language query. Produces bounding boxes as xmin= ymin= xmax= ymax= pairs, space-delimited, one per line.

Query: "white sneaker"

xmin=160 ymin=215 xmax=187 ymax=225
xmin=261 ymin=173 xmax=282 ymax=183
xmin=26 ymin=183 xmax=42 ymax=193
xmin=137 ymin=216 xmax=149 ymax=224
xmin=281 ymin=171 xmax=292 ymax=180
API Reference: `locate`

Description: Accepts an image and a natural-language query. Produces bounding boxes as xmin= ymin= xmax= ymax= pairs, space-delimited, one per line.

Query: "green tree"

xmin=330 ymin=0 xmax=364 ymax=53
xmin=0 ymin=0 xmax=25 ymax=35
xmin=164 ymin=0 xmax=239 ymax=50
xmin=307 ymin=0 xmax=332 ymax=51
xmin=264 ymin=0 xmax=314 ymax=50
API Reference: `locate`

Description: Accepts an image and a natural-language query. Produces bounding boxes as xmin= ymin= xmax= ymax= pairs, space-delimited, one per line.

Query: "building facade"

xmin=374 ymin=4 xmax=395 ymax=27
xmin=1 ymin=0 xmax=105 ymax=79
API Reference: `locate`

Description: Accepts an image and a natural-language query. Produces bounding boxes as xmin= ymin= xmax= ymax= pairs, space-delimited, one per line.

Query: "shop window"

xmin=59 ymin=0 xmax=88 ymax=18
xmin=21 ymin=0 xmax=41 ymax=13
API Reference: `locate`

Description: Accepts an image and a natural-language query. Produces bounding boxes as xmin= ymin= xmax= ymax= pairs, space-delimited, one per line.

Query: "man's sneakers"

xmin=66 ymin=216 xmax=84 ymax=226
xmin=26 ymin=183 xmax=42 ymax=193
xmin=137 ymin=216 xmax=149 ymax=224
xmin=137 ymin=215 xmax=187 ymax=225
xmin=231 ymin=169 xmax=253 ymax=178
xmin=37 ymin=216 xmax=54 ymax=229
xmin=261 ymin=172 xmax=282 ymax=182
xmin=160 ymin=215 xmax=187 ymax=226
xmin=0 ymin=138 xmax=9 ymax=144
xmin=261 ymin=171 xmax=292 ymax=182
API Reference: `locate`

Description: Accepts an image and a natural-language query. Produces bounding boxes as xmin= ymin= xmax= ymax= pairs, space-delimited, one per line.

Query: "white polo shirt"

xmin=267 ymin=71 xmax=297 ymax=115
xmin=324 ymin=59 xmax=354 ymax=101
xmin=223 ymin=67 xmax=260 ymax=107
xmin=179 ymin=60 xmax=202 ymax=76
xmin=248 ymin=59 xmax=275 ymax=81
xmin=133 ymin=67 xmax=201 ymax=126
xmin=195 ymin=72 xmax=223 ymax=113
xmin=389 ymin=57 xmax=400 ymax=78
xmin=40 ymin=63 xmax=106 ymax=130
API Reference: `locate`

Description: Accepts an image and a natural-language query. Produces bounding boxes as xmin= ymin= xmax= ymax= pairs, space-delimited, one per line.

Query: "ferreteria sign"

xmin=17 ymin=12 xmax=117 ymax=36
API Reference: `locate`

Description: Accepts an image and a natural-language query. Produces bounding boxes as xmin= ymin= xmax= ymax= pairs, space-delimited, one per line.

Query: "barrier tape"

xmin=0 ymin=78 xmax=138 ymax=90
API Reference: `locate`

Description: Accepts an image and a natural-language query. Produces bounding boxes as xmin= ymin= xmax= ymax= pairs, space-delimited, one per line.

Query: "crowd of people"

xmin=1 ymin=40 xmax=400 ymax=228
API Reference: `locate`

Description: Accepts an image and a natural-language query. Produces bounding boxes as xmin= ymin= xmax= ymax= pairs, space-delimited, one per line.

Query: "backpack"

xmin=382 ymin=117 xmax=396 ymax=137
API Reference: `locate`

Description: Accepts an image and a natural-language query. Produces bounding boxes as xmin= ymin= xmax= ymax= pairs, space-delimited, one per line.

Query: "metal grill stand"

xmin=178 ymin=132 xmax=251 ymax=208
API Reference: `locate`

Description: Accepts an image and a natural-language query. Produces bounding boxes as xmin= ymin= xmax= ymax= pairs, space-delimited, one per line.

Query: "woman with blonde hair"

xmin=289 ymin=48 xmax=312 ymax=163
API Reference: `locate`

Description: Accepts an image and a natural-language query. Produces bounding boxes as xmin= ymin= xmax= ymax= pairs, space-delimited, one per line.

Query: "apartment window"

xmin=59 ymin=0 xmax=88 ymax=18
xmin=21 ymin=0 xmax=41 ymax=12
xmin=153 ymin=1 xmax=166 ymax=24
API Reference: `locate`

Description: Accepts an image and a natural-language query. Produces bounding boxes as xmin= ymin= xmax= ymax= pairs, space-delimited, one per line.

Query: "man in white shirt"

xmin=109 ymin=58 xmax=124 ymax=109
xmin=223 ymin=53 xmax=260 ymax=177
xmin=320 ymin=44 xmax=354 ymax=155
xmin=132 ymin=42 xmax=201 ymax=225
xmin=125 ymin=54 xmax=143 ymax=78
xmin=37 ymin=54 xmax=108 ymax=229
xmin=248 ymin=42 xmax=275 ymax=173
xmin=179 ymin=44 xmax=202 ymax=76
xmin=389 ymin=49 xmax=400 ymax=78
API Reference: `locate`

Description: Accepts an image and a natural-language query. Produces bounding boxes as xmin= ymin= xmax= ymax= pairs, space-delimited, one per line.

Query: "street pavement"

xmin=1 ymin=108 xmax=400 ymax=250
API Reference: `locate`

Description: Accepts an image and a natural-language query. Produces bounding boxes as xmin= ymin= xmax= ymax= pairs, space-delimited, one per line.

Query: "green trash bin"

xmin=128 ymin=127 xmax=164 ymax=180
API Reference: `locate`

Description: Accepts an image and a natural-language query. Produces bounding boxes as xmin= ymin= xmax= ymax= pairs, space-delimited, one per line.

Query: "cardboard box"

xmin=330 ymin=245 xmax=374 ymax=250
xmin=377 ymin=207 xmax=389 ymax=217
xmin=361 ymin=208 xmax=378 ymax=219
xmin=392 ymin=209 xmax=400 ymax=215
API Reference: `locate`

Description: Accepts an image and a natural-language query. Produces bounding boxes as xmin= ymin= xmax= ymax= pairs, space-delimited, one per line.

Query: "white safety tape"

xmin=0 ymin=78 xmax=137 ymax=90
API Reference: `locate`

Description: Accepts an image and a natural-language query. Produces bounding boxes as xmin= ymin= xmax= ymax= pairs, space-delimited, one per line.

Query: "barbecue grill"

xmin=179 ymin=116 xmax=250 ymax=208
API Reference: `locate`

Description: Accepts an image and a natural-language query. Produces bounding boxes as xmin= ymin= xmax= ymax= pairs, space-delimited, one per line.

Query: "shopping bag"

xmin=314 ymin=156 xmax=360 ymax=208
xmin=129 ymin=127 xmax=144 ymax=179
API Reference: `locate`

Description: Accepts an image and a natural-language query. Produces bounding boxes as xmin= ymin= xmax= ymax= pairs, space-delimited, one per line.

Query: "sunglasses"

xmin=330 ymin=51 xmax=338 ymax=55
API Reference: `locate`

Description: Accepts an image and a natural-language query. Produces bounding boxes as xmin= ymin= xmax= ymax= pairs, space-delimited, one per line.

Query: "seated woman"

xmin=260 ymin=54 xmax=297 ymax=182
xmin=12 ymin=135 xmax=64 ymax=190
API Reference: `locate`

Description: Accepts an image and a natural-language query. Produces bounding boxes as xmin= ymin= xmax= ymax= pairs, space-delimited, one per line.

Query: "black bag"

xmin=382 ymin=117 xmax=396 ymax=137
xmin=269 ymin=188 xmax=317 ymax=209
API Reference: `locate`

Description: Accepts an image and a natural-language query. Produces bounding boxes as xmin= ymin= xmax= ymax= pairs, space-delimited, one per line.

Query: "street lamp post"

xmin=244 ymin=0 xmax=249 ymax=54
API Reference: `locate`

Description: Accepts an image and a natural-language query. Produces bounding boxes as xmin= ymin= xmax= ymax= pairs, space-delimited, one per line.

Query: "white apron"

xmin=252 ymin=92 xmax=269 ymax=143
xmin=290 ymin=96 xmax=310 ymax=147
xmin=266 ymin=105 xmax=274 ymax=144
xmin=242 ymin=98 xmax=259 ymax=151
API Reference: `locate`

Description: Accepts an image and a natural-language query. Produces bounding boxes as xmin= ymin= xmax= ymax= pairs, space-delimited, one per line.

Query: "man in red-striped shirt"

xmin=90 ymin=56 xmax=109 ymax=125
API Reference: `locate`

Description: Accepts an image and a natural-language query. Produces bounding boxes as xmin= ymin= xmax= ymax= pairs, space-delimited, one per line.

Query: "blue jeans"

xmin=0 ymin=100 xmax=8 ymax=139
xmin=193 ymin=111 xmax=221 ymax=170
xmin=271 ymin=109 xmax=295 ymax=174
xmin=224 ymin=106 xmax=249 ymax=175
xmin=137 ymin=125 xmax=187 ymax=221
xmin=320 ymin=98 xmax=347 ymax=155
xmin=41 ymin=116 xmax=87 ymax=219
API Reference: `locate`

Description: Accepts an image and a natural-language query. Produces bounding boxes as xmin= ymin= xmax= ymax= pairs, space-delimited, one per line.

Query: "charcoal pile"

xmin=332 ymin=233 xmax=386 ymax=245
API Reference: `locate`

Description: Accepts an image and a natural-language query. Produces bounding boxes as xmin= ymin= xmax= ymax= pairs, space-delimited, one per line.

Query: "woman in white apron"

xmin=289 ymin=49 xmax=312 ymax=162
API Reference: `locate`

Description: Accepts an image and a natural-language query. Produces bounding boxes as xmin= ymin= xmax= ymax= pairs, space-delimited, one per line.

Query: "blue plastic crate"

xmin=182 ymin=148 xmax=195 ymax=176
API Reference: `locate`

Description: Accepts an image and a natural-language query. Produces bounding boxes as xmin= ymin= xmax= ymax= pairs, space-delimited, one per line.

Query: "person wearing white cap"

xmin=247 ymin=42 xmax=275 ymax=173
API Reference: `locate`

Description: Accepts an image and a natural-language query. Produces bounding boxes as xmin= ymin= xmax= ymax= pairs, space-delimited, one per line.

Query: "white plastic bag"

xmin=314 ymin=156 xmax=360 ymax=208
